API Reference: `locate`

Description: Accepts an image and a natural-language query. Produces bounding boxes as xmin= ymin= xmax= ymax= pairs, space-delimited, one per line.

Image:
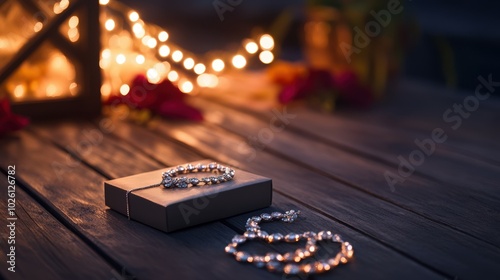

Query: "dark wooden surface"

xmin=1 ymin=79 xmax=499 ymax=279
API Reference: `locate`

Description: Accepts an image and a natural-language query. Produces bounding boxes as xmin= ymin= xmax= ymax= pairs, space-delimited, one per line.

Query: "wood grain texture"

xmin=0 ymin=131 xmax=271 ymax=280
xmin=190 ymin=98 xmax=500 ymax=247
xmin=0 ymin=173 xmax=115 ymax=280
xmin=147 ymin=118 xmax=500 ymax=279
xmin=30 ymin=120 xmax=444 ymax=279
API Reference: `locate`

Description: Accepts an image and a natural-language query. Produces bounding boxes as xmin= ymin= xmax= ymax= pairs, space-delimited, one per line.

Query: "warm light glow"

xmin=46 ymin=84 xmax=58 ymax=97
xmin=180 ymin=81 xmax=194 ymax=93
xmin=232 ymin=55 xmax=246 ymax=69
xmin=259 ymin=34 xmax=274 ymax=50
xmin=132 ymin=23 xmax=145 ymax=38
xmin=183 ymin=58 xmax=194 ymax=70
xmin=33 ymin=22 xmax=43 ymax=32
xmin=100 ymin=83 xmax=111 ymax=96
xmin=194 ymin=63 xmax=206 ymax=74
xmin=135 ymin=54 xmax=145 ymax=64
xmin=244 ymin=41 xmax=258 ymax=54
xmin=69 ymin=16 xmax=79 ymax=28
xmin=68 ymin=28 xmax=79 ymax=42
xmin=128 ymin=11 xmax=139 ymax=22
xmin=99 ymin=0 xmax=110 ymax=5
xmin=167 ymin=71 xmax=179 ymax=82
xmin=159 ymin=45 xmax=170 ymax=57
xmin=154 ymin=62 xmax=170 ymax=75
xmin=147 ymin=68 xmax=161 ymax=83
xmin=259 ymin=51 xmax=274 ymax=64
xmin=120 ymin=84 xmax=130 ymax=96
xmin=197 ymin=73 xmax=219 ymax=88
xmin=59 ymin=0 xmax=69 ymax=9
xmin=141 ymin=35 xmax=151 ymax=46
xmin=116 ymin=54 xmax=126 ymax=64
xmin=99 ymin=59 xmax=110 ymax=69
xmin=211 ymin=59 xmax=225 ymax=72
xmin=13 ymin=84 xmax=25 ymax=98
xmin=69 ymin=83 xmax=78 ymax=95
xmin=147 ymin=37 xmax=157 ymax=48
xmin=105 ymin=19 xmax=115 ymax=31
xmin=53 ymin=3 xmax=63 ymax=14
xmin=172 ymin=50 xmax=183 ymax=62
xmin=158 ymin=31 xmax=169 ymax=42
xmin=101 ymin=49 xmax=111 ymax=59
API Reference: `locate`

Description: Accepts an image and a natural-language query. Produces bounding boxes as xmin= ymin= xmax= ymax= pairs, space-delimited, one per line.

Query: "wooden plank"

xmin=69 ymin=116 xmax=500 ymax=279
xmin=201 ymin=74 xmax=500 ymax=165
xmin=0 ymin=173 xmax=115 ymax=280
xmin=143 ymin=118 xmax=500 ymax=279
xmin=226 ymin=192 xmax=444 ymax=280
xmin=189 ymin=98 xmax=500 ymax=246
xmin=31 ymin=121 xmax=445 ymax=279
xmin=0 ymin=130 xmax=272 ymax=280
xmin=196 ymin=97 xmax=500 ymax=189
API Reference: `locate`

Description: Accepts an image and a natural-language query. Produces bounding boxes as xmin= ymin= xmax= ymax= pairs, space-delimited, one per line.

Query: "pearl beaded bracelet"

xmin=225 ymin=210 xmax=354 ymax=275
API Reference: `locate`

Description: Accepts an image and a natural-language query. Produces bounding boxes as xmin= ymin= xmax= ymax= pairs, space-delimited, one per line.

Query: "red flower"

xmin=105 ymin=75 xmax=203 ymax=121
xmin=334 ymin=71 xmax=374 ymax=109
xmin=0 ymin=98 xmax=29 ymax=137
xmin=277 ymin=68 xmax=373 ymax=109
xmin=278 ymin=69 xmax=334 ymax=104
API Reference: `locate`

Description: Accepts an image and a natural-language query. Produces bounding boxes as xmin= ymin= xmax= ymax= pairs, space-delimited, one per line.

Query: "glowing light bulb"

xmin=69 ymin=16 xmax=79 ymax=28
xmin=99 ymin=59 xmax=109 ymax=69
xmin=129 ymin=11 xmax=139 ymax=22
xmin=244 ymin=41 xmax=258 ymax=54
xmin=146 ymin=37 xmax=157 ymax=48
xmin=59 ymin=0 xmax=69 ymax=10
xmin=259 ymin=51 xmax=274 ymax=64
xmin=211 ymin=59 xmax=224 ymax=72
xmin=105 ymin=19 xmax=115 ymax=31
xmin=116 ymin=54 xmax=126 ymax=64
xmin=147 ymin=68 xmax=161 ymax=83
xmin=135 ymin=54 xmax=145 ymax=64
xmin=194 ymin=63 xmax=206 ymax=74
xmin=183 ymin=58 xmax=194 ymax=70
xmin=232 ymin=55 xmax=246 ymax=69
xmin=101 ymin=49 xmax=111 ymax=59
xmin=132 ymin=23 xmax=145 ymax=38
xmin=53 ymin=3 xmax=62 ymax=14
xmin=259 ymin=34 xmax=274 ymax=50
xmin=34 ymin=22 xmax=43 ymax=32
xmin=167 ymin=71 xmax=179 ymax=82
xmin=101 ymin=83 xmax=111 ymax=96
xmin=69 ymin=83 xmax=78 ymax=95
xmin=158 ymin=31 xmax=169 ymax=42
xmin=68 ymin=28 xmax=79 ymax=42
xmin=99 ymin=0 xmax=110 ymax=5
xmin=120 ymin=84 xmax=130 ymax=96
xmin=13 ymin=84 xmax=25 ymax=98
xmin=180 ymin=81 xmax=194 ymax=94
xmin=154 ymin=62 xmax=169 ymax=75
xmin=159 ymin=45 xmax=170 ymax=57
xmin=172 ymin=50 xmax=183 ymax=62
xmin=197 ymin=74 xmax=219 ymax=88
xmin=141 ymin=35 xmax=151 ymax=46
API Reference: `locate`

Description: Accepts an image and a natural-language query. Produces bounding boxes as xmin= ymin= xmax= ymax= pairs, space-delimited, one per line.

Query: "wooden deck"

xmin=1 ymin=79 xmax=499 ymax=279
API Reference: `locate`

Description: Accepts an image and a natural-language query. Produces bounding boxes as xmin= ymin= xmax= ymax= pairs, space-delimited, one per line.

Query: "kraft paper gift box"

xmin=104 ymin=160 xmax=272 ymax=232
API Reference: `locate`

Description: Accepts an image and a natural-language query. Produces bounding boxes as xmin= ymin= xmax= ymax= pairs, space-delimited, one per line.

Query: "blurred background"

xmin=119 ymin=0 xmax=500 ymax=91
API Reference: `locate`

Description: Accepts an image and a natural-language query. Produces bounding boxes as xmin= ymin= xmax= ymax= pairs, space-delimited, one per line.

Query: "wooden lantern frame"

xmin=0 ymin=0 xmax=101 ymax=118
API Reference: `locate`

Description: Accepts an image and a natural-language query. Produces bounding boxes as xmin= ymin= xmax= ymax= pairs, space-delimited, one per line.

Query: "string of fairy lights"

xmin=98 ymin=0 xmax=276 ymax=98
xmin=3 ymin=0 xmax=275 ymax=102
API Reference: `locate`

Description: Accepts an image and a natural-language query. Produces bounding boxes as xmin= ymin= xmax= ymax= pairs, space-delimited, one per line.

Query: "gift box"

xmin=104 ymin=160 xmax=273 ymax=232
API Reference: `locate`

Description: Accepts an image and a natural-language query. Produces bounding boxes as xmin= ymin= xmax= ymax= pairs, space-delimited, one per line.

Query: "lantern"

xmin=0 ymin=0 xmax=101 ymax=118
